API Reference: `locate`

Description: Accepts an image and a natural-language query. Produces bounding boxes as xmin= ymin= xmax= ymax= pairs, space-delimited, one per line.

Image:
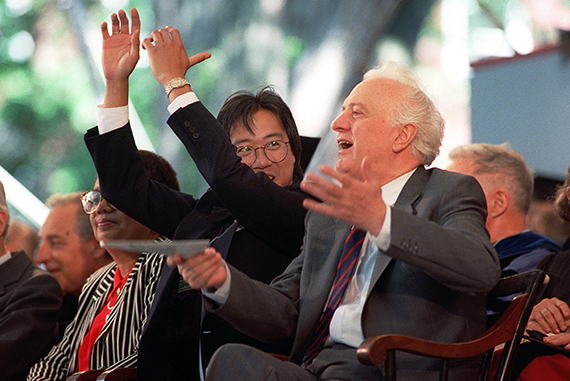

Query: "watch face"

xmin=165 ymin=78 xmax=189 ymax=96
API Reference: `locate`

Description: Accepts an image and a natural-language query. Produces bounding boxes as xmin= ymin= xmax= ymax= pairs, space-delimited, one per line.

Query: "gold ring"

xmin=541 ymin=308 xmax=549 ymax=316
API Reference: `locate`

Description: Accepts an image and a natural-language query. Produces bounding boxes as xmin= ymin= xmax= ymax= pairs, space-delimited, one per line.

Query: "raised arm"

xmin=142 ymin=26 xmax=210 ymax=102
xmin=101 ymin=8 xmax=140 ymax=108
xmin=86 ymin=9 xmax=198 ymax=239
xmin=142 ymin=26 xmax=308 ymax=257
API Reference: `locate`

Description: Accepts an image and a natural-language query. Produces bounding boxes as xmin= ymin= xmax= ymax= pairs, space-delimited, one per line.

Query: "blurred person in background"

xmin=5 ymin=218 xmax=39 ymax=259
xmin=35 ymin=192 xmax=112 ymax=338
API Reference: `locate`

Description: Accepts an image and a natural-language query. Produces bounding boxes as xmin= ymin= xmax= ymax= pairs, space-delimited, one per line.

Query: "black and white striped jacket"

xmin=27 ymin=249 xmax=165 ymax=381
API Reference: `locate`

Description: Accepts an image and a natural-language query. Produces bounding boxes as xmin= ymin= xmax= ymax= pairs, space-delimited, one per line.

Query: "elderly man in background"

xmin=447 ymin=143 xmax=561 ymax=277
xmin=0 ymin=181 xmax=62 ymax=381
xmin=35 ymin=192 xmax=112 ymax=337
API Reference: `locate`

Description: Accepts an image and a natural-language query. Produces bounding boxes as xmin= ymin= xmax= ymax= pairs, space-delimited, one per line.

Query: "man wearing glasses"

xmin=83 ymin=9 xmax=310 ymax=381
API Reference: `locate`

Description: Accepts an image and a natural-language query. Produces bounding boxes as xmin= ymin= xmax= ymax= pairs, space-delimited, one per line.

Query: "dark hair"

xmin=139 ymin=150 xmax=181 ymax=191
xmin=216 ymin=86 xmax=303 ymax=181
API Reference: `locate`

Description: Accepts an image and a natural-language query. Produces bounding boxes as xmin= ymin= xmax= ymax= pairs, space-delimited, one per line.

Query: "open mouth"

xmin=256 ymin=170 xmax=275 ymax=181
xmin=338 ymin=140 xmax=353 ymax=150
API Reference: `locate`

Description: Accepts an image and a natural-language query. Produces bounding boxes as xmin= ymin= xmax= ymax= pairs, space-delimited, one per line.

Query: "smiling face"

xmin=230 ymin=109 xmax=295 ymax=187
xmin=36 ymin=203 xmax=105 ymax=297
xmin=89 ymin=179 xmax=158 ymax=245
xmin=331 ymin=77 xmax=410 ymax=184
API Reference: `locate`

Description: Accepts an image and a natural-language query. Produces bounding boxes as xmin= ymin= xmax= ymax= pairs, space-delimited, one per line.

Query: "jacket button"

xmin=192 ymin=132 xmax=200 ymax=139
xmin=184 ymin=121 xmax=191 ymax=127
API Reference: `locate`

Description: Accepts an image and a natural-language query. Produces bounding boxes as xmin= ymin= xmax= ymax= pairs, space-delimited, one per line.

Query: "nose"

xmin=93 ymin=198 xmax=115 ymax=214
xmin=35 ymin=241 xmax=50 ymax=265
xmin=331 ymin=110 xmax=350 ymax=132
xmin=251 ymin=147 xmax=272 ymax=168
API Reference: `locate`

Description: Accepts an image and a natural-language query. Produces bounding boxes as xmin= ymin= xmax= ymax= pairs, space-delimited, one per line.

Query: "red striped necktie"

xmin=302 ymin=227 xmax=366 ymax=366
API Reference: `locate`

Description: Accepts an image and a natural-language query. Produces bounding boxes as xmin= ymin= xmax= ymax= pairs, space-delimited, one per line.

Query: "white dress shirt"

xmin=328 ymin=168 xmax=415 ymax=347
xmin=96 ymin=92 xmax=199 ymax=133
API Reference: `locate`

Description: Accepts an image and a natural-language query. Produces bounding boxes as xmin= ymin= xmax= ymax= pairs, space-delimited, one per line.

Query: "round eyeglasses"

xmin=236 ymin=140 xmax=290 ymax=167
xmin=81 ymin=190 xmax=117 ymax=215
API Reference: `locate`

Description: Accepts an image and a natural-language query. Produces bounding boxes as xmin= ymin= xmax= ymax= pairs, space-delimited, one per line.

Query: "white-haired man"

xmin=171 ymin=62 xmax=500 ymax=381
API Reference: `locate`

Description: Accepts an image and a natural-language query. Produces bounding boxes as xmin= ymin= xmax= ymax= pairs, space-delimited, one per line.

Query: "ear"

xmin=487 ymin=188 xmax=509 ymax=218
xmin=392 ymin=123 xmax=417 ymax=153
xmin=0 ymin=210 xmax=8 ymax=238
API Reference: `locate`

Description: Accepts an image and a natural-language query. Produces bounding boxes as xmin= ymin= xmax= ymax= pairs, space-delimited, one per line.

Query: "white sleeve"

xmin=96 ymin=105 xmax=129 ymax=134
xmin=167 ymin=92 xmax=200 ymax=115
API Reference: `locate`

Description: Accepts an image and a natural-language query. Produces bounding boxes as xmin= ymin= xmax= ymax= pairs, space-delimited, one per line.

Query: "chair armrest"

xmin=357 ymin=293 xmax=528 ymax=366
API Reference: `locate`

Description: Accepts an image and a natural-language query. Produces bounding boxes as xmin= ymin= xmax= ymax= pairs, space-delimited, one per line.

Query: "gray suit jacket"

xmin=206 ymin=167 xmax=500 ymax=378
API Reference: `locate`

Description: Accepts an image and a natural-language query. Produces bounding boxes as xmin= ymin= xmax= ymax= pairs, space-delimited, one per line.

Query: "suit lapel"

xmin=393 ymin=166 xmax=429 ymax=213
xmin=301 ymin=216 xmax=351 ymax=334
xmin=210 ymin=220 xmax=239 ymax=260
xmin=369 ymin=166 xmax=429 ymax=288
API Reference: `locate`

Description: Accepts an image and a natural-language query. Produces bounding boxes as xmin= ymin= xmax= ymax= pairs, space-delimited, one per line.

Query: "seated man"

xmin=35 ymin=192 xmax=112 ymax=338
xmin=83 ymin=9 xmax=310 ymax=380
xmin=171 ymin=61 xmax=500 ymax=381
xmin=447 ymin=143 xmax=561 ymax=277
xmin=27 ymin=151 xmax=180 ymax=381
xmin=0 ymin=180 xmax=62 ymax=381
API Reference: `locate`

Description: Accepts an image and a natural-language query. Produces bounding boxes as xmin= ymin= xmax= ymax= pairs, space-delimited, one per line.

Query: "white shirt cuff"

xmin=97 ymin=105 xmax=129 ymax=134
xmin=371 ymin=206 xmax=391 ymax=252
xmin=167 ymin=92 xmax=200 ymax=115
xmin=202 ymin=261 xmax=231 ymax=305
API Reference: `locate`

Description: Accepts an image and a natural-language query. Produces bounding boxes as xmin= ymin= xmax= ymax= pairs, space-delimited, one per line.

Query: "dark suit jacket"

xmin=206 ymin=167 xmax=500 ymax=380
xmin=0 ymin=251 xmax=62 ymax=381
xmin=84 ymin=101 xmax=309 ymax=380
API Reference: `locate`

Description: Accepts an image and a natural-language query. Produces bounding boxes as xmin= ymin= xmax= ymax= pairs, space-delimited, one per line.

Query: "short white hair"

xmin=364 ymin=62 xmax=445 ymax=166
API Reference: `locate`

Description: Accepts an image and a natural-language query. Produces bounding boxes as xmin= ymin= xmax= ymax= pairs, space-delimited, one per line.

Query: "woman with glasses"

xmin=83 ymin=9 xmax=311 ymax=381
xmin=28 ymin=151 xmax=179 ymax=381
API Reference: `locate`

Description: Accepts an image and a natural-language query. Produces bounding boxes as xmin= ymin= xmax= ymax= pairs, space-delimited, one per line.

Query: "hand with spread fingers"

xmin=166 ymin=248 xmax=227 ymax=291
xmin=301 ymin=158 xmax=387 ymax=235
xmin=527 ymin=297 xmax=570 ymax=335
xmin=142 ymin=26 xmax=211 ymax=94
xmin=101 ymin=8 xmax=141 ymax=107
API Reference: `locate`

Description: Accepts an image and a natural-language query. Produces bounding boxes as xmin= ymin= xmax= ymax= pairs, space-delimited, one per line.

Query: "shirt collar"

xmin=381 ymin=168 xmax=417 ymax=207
xmin=0 ymin=251 xmax=12 ymax=267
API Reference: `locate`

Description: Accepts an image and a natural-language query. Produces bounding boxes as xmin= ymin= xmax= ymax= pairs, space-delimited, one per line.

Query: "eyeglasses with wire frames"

xmin=236 ymin=140 xmax=290 ymax=167
xmin=81 ymin=190 xmax=117 ymax=215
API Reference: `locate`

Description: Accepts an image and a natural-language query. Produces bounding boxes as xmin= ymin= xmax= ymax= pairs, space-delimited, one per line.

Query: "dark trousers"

xmin=205 ymin=343 xmax=383 ymax=381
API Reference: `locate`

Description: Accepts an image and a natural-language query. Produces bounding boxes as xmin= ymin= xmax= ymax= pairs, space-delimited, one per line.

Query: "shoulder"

xmin=422 ymin=167 xmax=485 ymax=201
xmin=425 ymin=167 xmax=481 ymax=188
xmin=84 ymin=262 xmax=116 ymax=287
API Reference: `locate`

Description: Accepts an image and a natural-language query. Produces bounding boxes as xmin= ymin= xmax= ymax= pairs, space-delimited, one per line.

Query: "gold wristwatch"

xmin=165 ymin=77 xmax=190 ymax=97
